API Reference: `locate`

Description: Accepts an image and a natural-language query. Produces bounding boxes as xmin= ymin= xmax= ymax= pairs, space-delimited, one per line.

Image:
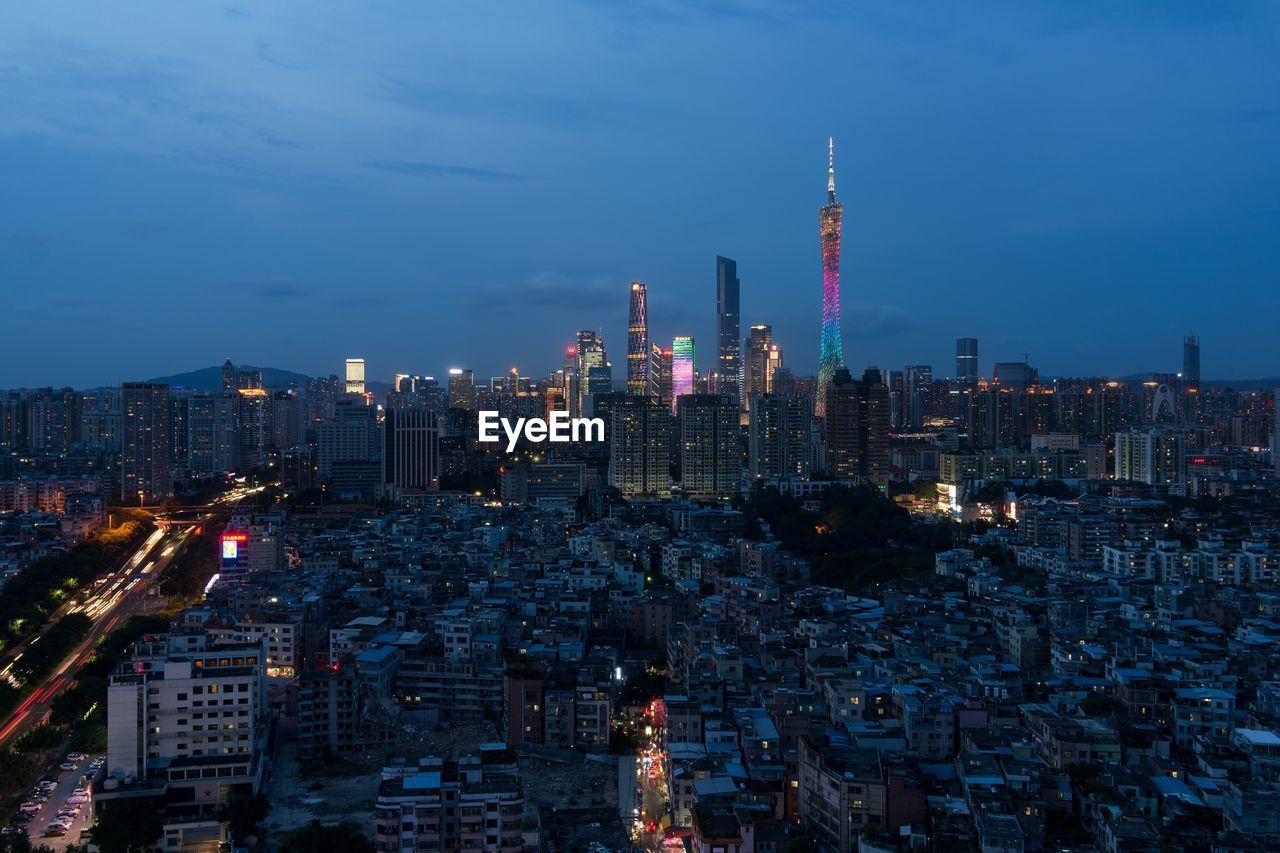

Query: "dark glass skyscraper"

xmin=1183 ymin=334 xmax=1200 ymax=385
xmin=627 ymin=282 xmax=649 ymax=396
xmin=715 ymin=256 xmax=741 ymax=404
xmin=956 ymin=337 xmax=978 ymax=388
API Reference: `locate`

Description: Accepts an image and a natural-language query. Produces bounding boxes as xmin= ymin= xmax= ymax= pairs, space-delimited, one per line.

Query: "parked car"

xmin=66 ymin=753 xmax=88 ymax=762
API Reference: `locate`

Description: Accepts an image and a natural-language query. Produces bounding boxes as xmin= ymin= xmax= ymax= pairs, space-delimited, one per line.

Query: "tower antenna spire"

xmin=827 ymin=136 xmax=836 ymax=201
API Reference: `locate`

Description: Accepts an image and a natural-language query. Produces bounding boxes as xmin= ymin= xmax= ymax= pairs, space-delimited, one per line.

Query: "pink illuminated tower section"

xmin=815 ymin=136 xmax=845 ymax=418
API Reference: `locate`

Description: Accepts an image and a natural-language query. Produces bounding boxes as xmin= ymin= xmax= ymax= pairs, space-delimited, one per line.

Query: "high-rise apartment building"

xmin=121 ymin=381 xmax=171 ymax=504
xmin=382 ymin=406 xmax=440 ymax=497
xmin=956 ymin=338 xmax=978 ymax=388
xmin=824 ymin=368 xmax=890 ymax=486
xmin=627 ymin=282 xmax=650 ymax=396
xmin=671 ymin=336 xmax=696 ymax=410
xmin=816 ymin=137 xmax=845 ymax=418
xmin=448 ymin=368 xmax=476 ymax=411
xmin=344 ymin=358 xmax=366 ymax=396
xmin=188 ymin=392 xmax=238 ymax=476
xmin=608 ymin=397 xmax=673 ymax=497
xmin=715 ymin=256 xmax=741 ymax=403
xmin=1115 ymin=428 xmax=1185 ymax=488
xmin=749 ymin=394 xmax=812 ymax=479
xmin=677 ymin=394 xmax=740 ymax=500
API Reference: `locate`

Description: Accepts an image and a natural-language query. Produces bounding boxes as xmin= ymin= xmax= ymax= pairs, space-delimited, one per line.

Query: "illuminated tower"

xmin=627 ymin=282 xmax=650 ymax=395
xmin=816 ymin=137 xmax=845 ymax=418
xmin=671 ymin=336 xmax=695 ymax=411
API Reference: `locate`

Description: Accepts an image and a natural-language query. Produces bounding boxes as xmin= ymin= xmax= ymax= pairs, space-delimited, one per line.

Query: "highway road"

xmin=0 ymin=484 xmax=263 ymax=751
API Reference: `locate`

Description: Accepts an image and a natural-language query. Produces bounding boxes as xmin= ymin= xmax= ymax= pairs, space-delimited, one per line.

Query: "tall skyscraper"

xmin=742 ymin=325 xmax=783 ymax=414
xmin=715 ymin=256 xmax=741 ymax=403
xmin=221 ymin=358 xmax=236 ymax=393
xmin=671 ymin=336 xmax=696 ymax=410
xmin=627 ymin=282 xmax=650 ymax=396
xmin=824 ymin=368 xmax=890 ymax=487
xmin=903 ymin=365 xmax=932 ymax=429
xmin=187 ymin=392 xmax=238 ymax=476
xmin=650 ymin=344 xmax=673 ymax=411
xmin=816 ymin=138 xmax=845 ymax=418
xmin=749 ymin=394 xmax=812 ymax=479
xmin=121 ymin=382 xmax=171 ymax=504
xmin=575 ymin=330 xmax=612 ymax=415
xmin=608 ymin=397 xmax=673 ymax=497
xmin=1183 ymin=334 xmax=1201 ymax=385
xmin=677 ymin=394 xmax=740 ymax=500
xmin=382 ymin=406 xmax=440 ymax=497
xmin=956 ymin=338 xmax=978 ymax=388
xmin=345 ymin=358 xmax=366 ymax=395
xmin=448 ymin=368 xmax=476 ymax=411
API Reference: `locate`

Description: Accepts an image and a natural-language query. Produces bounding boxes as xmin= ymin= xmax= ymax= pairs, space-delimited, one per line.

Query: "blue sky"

xmin=1 ymin=0 xmax=1277 ymax=387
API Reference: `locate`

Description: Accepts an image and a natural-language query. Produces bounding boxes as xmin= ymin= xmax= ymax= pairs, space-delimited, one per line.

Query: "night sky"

xmin=2 ymin=1 xmax=1278 ymax=388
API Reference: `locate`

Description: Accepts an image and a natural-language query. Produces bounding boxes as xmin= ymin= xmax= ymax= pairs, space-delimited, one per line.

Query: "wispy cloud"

xmin=368 ymin=160 xmax=526 ymax=182
xmin=229 ymin=277 xmax=310 ymax=299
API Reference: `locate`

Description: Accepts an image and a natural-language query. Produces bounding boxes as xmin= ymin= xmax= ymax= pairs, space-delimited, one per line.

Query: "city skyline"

xmin=3 ymin=2 xmax=1279 ymax=387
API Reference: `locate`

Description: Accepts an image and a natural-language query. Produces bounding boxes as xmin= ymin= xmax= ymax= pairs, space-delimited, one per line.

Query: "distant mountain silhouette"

xmin=148 ymin=365 xmax=312 ymax=391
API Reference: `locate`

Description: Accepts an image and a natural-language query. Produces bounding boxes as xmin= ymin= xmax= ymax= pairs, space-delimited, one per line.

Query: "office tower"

xmin=345 ymin=358 xmax=366 ymax=396
xmin=447 ymin=368 xmax=476 ymax=411
xmin=103 ymin=631 xmax=267 ymax=844
xmin=1115 ymin=428 xmax=1185 ymax=488
xmin=816 ymin=137 xmax=845 ymax=418
xmin=121 ymin=382 xmax=171 ymax=504
xmin=627 ymin=282 xmax=650 ymax=396
xmin=742 ymin=325 xmax=783 ymax=411
xmin=306 ymin=375 xmax=341 ymax=424
xmin=382 ymin=406 xmax=440 ymax=497
xmin=671 ymin=336 xmax=696 ymax=410
xmin=956 ymin=338 xmax=978 ymax=388
xmin=316 ymin=396 xmax=381 ymax=492
xmin=650 ymin=344 xmax=673 ymax=412
xmin=993 ymin=361 xmax=1037 ymax=391
xmin=1275 ymin=392 xmax=1280 ymax=476
xmin=749 ymin=394 xmax=812 ymax=479
xmin=1183 ymin=334 xmax=1201 ymax=385
xmin=903 ymin=365 xmax=932 ymax=429
xmin=187 ymin=392 xmax=238 ymax=476
xmin=715 ymin=256 xmax=741 ymax=403
xmin=824 ymin=368 xmax=890 ymax=486
xmin=608 ymin=397 xmax=673 ymax=497
xmin=270 ymin=390 xmax=303 ymax=449
xmin=574 ymin=331 xmax=612 ymax=415
xmin=221 ymin=358 xmax=236 ymax=393
xmin=236 ymin=388 xmax=270 ymax=469
xmin=677 ymin=394 xmax=740 ymax=500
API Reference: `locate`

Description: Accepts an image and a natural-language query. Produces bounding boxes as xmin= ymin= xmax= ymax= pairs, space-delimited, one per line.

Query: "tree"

xmin=279 ymin=820 xmax=374 ymax=853
xmin=218 ymin=791 xmax=270 ymax=845
xmin=88 ymin=795 xmax=164 ymax=853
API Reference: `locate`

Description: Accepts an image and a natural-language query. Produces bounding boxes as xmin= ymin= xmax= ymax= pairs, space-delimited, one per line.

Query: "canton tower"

xmin=815 ymin=136 xmax=845 ymax=418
